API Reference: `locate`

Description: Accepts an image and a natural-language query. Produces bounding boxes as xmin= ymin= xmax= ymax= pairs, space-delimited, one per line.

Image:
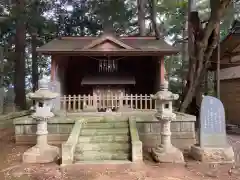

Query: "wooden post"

xmin=51 ymin=56 xmax=56 ymax=81
xmin=159 ymin=56 xmax=165 ymax=88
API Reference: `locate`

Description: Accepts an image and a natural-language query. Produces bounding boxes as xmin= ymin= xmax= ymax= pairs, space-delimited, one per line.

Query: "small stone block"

xmin=22 ymin=145 xmax=60 ymax=163
xmin=151 ymin=146 xmax=185 ymax=163
xmin=190 ymin=145 xmax=235 ymax=163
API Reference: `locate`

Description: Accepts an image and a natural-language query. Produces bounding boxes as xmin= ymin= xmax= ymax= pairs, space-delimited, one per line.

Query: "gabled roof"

xmin=37 ymin=34 xmax=179 ymax=56
xmin=82 ymin=35 xmax=134 ymax=50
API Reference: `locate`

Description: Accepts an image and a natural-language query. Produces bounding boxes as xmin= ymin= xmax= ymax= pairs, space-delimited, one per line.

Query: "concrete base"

xmin=22 ymin=144 xmax=60 ymax=163
xmin=190 ymin=145 xmax=235 ymax=163
xmin=151 ymin=145 xmax=185 ymax=163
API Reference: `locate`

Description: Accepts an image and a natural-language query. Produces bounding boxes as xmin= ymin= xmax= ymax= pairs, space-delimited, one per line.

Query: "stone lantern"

xmin=151 ymin=81 xmax=184 ymax=163
xmin=22 ymin=78 xmax=60 ymax=163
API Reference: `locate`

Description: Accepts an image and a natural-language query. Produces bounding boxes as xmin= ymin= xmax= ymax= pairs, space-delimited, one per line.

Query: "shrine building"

xmin=37 ymin=33 xmax=179 ymax=111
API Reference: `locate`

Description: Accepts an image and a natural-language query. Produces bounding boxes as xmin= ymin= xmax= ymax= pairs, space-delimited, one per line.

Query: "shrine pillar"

xmin=159 ymin=56 xmax=165 ymax=89
xmin=51 ymin=55 xmax=57 ymax=81
xmin=49 ymin=55 xmax=64 ymax=111
xmin=50 ymin=55 xmax=68 ymax=95
xmin=155 ymin=56 xmax=165 ymax=92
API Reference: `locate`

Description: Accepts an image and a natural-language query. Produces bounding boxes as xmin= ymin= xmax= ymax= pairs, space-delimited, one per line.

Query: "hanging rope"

xmin=85 ymin=56 xmax=127 ymax=61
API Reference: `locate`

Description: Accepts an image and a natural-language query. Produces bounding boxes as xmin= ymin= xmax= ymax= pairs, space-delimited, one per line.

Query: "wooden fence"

xmin=60 ymin=94 xmax=156 ymax=111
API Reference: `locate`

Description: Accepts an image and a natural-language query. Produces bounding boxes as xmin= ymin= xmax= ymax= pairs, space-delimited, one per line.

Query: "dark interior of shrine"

xmin=58 ymin=56 xmax=159 ymax=95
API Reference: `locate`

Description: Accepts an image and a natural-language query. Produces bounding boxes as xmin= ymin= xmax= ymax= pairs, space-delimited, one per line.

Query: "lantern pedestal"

xmin=22 ymin=145 xmax=59 ymax=164
xmin=152 ymin=145 xmax=185 ymax=163
xmin=23 ymin=117 xmax=60 ymax=163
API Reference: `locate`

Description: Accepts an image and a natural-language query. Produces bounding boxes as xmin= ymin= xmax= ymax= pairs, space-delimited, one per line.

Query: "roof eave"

xmin=37 ymin=50 xmax=179 ymax=56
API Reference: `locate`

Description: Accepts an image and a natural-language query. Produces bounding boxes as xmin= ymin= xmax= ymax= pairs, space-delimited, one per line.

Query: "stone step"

xmin=78 ymin=135 xmax=130 ymax=143
xmin=80 ymin=128 xmax=129 ymax=136
xmin=82 ymin=118 xmax=128 ymax=123
xmin=74 ymin=160 xmax=132 ymax=164
xmin=74 ymin=151 xmax=130 ymax=161
xmin=83 ymin=122 xmax=129 ymax=129
xmin=75 ymin=142 xmax=130 ymax=152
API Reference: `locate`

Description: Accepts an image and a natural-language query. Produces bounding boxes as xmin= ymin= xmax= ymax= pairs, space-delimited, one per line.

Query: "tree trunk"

xmin=179 ymin=0 xmax=232 ymax=113
xmin=31 ymin=32 xmax=38 ymax=92
xmin=181 ymin=14 xmax=188 ymax=94
xmin=149 ymin=0 xmax=161 ymax=39
xmin=204 ymin=71 xmax=208 ymax=94
xmin=14 ymin=0 xmax=26 ymax=110
xmin=137 ymin=0 xmax=146 ymax=36
xmin=0 ymin=46 xmax=4 ymax=88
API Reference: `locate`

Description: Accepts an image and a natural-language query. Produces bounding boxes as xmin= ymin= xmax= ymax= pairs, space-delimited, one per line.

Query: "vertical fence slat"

xmin=150 ymin=95 xmax=152 ymax=110
xmin=73 ymin=95 xmax=76 ymax=112
xmin=135 ymin=94 xmax=138 ymax=109
xmin=90 ymin=95 xmax=93 ymax=106
xmin=140 ymin=94 xmax=142 ymax=110
xmin=68 ymin=95 xmax=71 ymax=111
xmin=130 ymin=94 xmax=133 ymax=109
xmin=111 ymin=93 xmax=114 ymax=109
xmin=145 ymin=94 xmax=147 ymax=110
xmin=119 ymin=92 xmax=123 ymax=108
xmin=78 ymin=95 xmax=81 ymax=111
xmin=83 ymin=94 xmax=86 ymax=108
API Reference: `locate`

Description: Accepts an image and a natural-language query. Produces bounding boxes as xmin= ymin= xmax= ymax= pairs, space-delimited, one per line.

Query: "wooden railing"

xmin=60 ymin=94 xmax=156 ymax=111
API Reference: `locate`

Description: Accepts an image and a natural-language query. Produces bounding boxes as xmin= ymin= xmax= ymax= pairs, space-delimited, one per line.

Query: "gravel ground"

xmin=1 ymin=128 xmax=240 ymax=180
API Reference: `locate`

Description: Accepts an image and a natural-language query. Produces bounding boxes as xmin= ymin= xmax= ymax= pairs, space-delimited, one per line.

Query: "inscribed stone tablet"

xmin=200 ymin=96 xmax=227 ymax=148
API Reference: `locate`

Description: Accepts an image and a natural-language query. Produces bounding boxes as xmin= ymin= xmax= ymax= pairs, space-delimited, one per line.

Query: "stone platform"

xmin=13 ymin=111 xmax=196 ymax=151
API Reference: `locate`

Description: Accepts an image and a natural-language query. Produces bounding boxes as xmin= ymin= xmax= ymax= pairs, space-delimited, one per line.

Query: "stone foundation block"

xmin=190 ymin=145 xmax=235 ymax=163
xmin=23 ymin=145 xmax=60 ymax=163
xmin=132 ymin=141 xmax=143 ymax=162
xmin=151 ymin=146 xmax=185 ymax=163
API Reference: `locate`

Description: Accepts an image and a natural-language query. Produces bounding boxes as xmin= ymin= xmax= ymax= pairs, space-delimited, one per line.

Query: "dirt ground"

xmin=1 ymin=128 xmax=240 ymax=180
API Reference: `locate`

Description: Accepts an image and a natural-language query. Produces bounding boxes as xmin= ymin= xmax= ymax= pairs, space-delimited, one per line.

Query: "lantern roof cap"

xmin=151 ymin=81 xmax=179 ymax=101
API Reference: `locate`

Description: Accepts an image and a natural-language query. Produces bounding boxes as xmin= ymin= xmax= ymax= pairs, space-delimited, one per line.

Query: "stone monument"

xmin=151 ymin=81 xmax=184 ymax=163
xmin=191 ymin=96 xmax=235 ymax=163
xmin=22 ymin=78 xmax=60 ymax=163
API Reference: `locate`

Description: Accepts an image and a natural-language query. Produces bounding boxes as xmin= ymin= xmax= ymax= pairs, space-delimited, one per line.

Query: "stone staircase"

xmin=62 ymin=117 xmax=143 ymax=165
xmin=74 ymin=120 xmax=131 ymax=163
